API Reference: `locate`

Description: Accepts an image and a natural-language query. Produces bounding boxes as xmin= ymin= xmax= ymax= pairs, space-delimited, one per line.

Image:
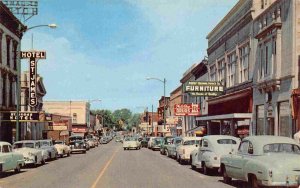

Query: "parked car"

xmin=147 ymin=137 xmax=157 ymax=149
xmin=152 ymin=137 xmax=164 ymax=151
xmin=220 ymin=136 xmax=300 ymax=187
xmin=54 ymin=140 xmax=71 ymax=158
xmin=92 ymin=138 xmax=99 ymax=147
xmin=176 ymin=137 xmax=202 ymax=164
xmin=123 ymin=137 xmax=141 ymax=150
xmin=115 ymin=136 xmax=122 ymax=142
xmin=0 ymin=141 xmax=25 ymax=173
xmin=141 ymin=137 xmax=150 ymax=148
xmin=85 ymin=139 xmax=95 ymax=148
xmin=38 ymin=139 xmax=58 ymax=160
xmin=100 ymin=136 xmax=109 ymax=144
xmin=69 ymin=136 xmax=86 ymax=154
xmin=190 ymin=135 xmax=240 ymax=175
xmin=165 ymin=137 xmax=183 ymax=158
xmin=13 ymin=140 xmax=45 ymax=166
xmin=160 ymin=136 xmax=174 ymax=155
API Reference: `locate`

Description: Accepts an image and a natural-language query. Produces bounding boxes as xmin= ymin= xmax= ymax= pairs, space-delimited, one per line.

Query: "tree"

xmin=129 ymin=113 xmax=141 ymax=127
xmin=91 ymin=109 xmax=116 ymax=129
xmin=112 ymin=108 xmax=132 ymax=125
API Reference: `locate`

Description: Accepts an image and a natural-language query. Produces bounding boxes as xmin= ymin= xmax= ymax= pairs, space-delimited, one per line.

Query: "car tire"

xmin=83 ymin=150 xmax=86 ymax=154
xmin=249 ymin=175 xmax=260 ymax=188
xmin=14 ymin=164 xmax=21 ymax=173
xmin=222 ymin=166 xmax=232 ymax=184
xmin=203 ymin=163 xmax=210 ymax=175
xmin=124 ymin=148 xmax=126 ymax=150
xmin=67 ymin=152 xmax=70 ymax=157
xmin=41 ymin=158 xmax=46 ymax=165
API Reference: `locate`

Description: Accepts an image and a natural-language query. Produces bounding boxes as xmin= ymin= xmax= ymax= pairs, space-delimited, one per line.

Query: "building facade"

xmin=0 ymin=2 xmax=25 ymax=143
xmin=43 ymin=101 xmax=91 ymax=137
xmin=252 ymin=0 xmax=300 ymax=138
xmin=169 ymin=85 xmax=182 ymax=136
xmin=157 ymin=96 xmax=170 ymax=136
xmin=202 ymin=0 xmax=254 ymax=138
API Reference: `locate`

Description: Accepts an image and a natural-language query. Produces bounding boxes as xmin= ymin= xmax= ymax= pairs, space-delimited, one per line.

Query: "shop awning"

xmin=186 ymin=125 xmax=206 ymax=134
xmin=195 ymin=113 xmax=252 ymax=121
xmin=207 ymin=88 xmax=252 ymax=105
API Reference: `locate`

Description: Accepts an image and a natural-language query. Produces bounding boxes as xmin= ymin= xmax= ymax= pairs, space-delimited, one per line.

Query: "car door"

xmin=198 ymin=139 xmax=209 ymax=163
xmin=2 ymin=144 xmax=13 ymax=171
xmin=228 ymin=141 xmax=250 ymax=180
xmin=173 ymin=138 xmax=182 ymax=156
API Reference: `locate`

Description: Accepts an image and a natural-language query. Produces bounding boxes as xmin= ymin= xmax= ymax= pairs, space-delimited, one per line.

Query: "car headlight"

xmin=269 ymin=170 xmax=273 ymax=178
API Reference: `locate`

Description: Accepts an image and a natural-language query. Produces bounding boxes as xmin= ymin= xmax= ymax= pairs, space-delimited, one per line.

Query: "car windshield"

xmin=24 ymin=143 xmax=35 ymax=148
xmin=183 ymin=140 xmax=197 ymax=145
xmin=217 ymin=139 xmax=237 ymax=144
xmin=55 ymin=141 xmax=63 ymax=144
xmin=40 ymin=141 xmax=50 ymax=146
xmin=70 ymin=137 xmax=83 ymax=141
xmin=263 ymin=143 xmax=300 ymax=154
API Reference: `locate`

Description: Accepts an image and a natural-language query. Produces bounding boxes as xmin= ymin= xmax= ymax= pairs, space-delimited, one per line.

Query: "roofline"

xmin=206 ymin=0 xmax=245 ymax=39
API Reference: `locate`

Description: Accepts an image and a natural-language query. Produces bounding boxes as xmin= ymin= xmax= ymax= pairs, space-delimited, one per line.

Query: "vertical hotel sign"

xmin=21 ymin=51 xmax=46 ymax=107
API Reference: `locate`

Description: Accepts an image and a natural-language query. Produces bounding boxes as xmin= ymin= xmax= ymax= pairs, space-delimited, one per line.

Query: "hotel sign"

xmin=174 ymin=104 xmax=200 ymax=116
xmin=21 ymin=51 xmax=46 ymax=107
xmin=1 ymin=111 xmax=39 ymax=122
xmin=184 ymin=81 xmax=224 ymax=96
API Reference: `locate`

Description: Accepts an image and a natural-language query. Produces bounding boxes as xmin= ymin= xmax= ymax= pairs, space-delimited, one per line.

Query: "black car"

xmin=141 ymin=137 xmax=150 ymax=148
xmin=69 ymin=136 xmax=86 ymax=154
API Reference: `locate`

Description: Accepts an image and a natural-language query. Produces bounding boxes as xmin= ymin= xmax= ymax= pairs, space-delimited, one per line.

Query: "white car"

xmin=190 ymin=135 xmax=240 ymax=175
xmin=54 ymin=140 xmax=71 ymax=158
xmin=123 ymin=137 xmax=141 ymax=150
xmin=0 ymin=141 xmax=25 ymax=173
xmin=176 ymin=137 xmax=202 ymax=164
xmin=38 ymin=140 xmax=58 ymax=160
xmin=147 ymin=137 xmax=157 ymax=149
xmin=165 ymin=137 xmax=183 ymax=158
xmin=13 ymin=140 xmax=45 ymax=167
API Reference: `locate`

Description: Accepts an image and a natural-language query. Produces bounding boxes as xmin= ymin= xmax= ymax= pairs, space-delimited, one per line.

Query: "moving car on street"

xmin=190 ymin=135 xmax=240 ymax=175
xmin=0 ymin=141 xmax=25 ymax=173
xmin=220 ymin=136 xmax=300 ymax=187
xmin=123 ymin=137 xmax=141 ymax=150
xmin=176 ymin=137 xmax=202 ymax=164
xmin=69 ymin=136 xmax=87 ymax=154
xmin=13 ymin=140 xmax=45 ymax=167
xmin=54 ymin=140 xmax=71 ymax=158
xmin=141 ymin=137 xmax=150 ymax=148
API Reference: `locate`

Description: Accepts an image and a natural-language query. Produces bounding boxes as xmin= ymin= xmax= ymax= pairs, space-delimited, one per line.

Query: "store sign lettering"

xmin=185 ymin=81 xmax=224 ymax=96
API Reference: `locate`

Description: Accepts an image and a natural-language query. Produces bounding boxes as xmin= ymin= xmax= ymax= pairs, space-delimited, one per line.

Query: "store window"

xmin=278 ymin=101 xmax=291 ymax=137
xmin=72 ymin=113 xmax=77 ymax=124
xmin=256 ymin=105 xmax=264 ymax=135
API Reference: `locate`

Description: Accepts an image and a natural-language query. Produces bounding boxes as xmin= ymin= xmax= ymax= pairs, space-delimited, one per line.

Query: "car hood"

xmin=256 ymin=153 xmax=300 ymax=170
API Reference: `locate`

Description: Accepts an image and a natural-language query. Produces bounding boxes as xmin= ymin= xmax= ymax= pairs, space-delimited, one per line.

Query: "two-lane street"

xmin=0 ymin=141 xmax=245 ymax=188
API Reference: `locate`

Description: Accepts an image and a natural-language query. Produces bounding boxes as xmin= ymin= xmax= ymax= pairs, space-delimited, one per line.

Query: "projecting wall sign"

xmin=184 ymin=81 xmax=224 ymax=96
xmin=21 ymin=51 xmax=46 ymax=107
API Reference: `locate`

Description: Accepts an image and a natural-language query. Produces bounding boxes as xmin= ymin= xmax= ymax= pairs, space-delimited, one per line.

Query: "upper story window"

xmin=210 ymin=64 xmax=216 ymax=81
xmin=239 ymin=44 xmax=250 ymax=83
xmin=0 ymin=33 xmax=2 ymax=64
xmin=217 ymin=59 xmax=225 ymax=86
xmin=259 ymin=40 xmax=275 ymax=79
xmin=13 ymin=41 xmax=18 ymax=70
xmin=227 ymin=53 xmax=236 ymax=87
xmin=72 ymin=113 xmax=77 ymax=123
xmin=6 ymin=36 xmax=10 ymax=67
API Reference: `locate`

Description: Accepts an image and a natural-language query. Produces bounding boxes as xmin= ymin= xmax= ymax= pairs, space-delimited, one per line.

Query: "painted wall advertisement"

xmin=174 ymin=104 xmax=200 ymax=116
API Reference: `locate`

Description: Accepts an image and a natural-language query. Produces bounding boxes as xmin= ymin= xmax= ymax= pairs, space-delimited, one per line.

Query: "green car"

xmin=221 ymin=136 xmax=300 ymax=187
xmin=160 ymin=136 xmax=174 ymax=155
xmin=0 ymin=141 xmax=25 ymax=173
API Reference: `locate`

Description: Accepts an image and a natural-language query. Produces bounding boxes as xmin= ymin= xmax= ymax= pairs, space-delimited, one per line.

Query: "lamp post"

xmin=146 ymin=77 xmax=167 ymax=132
xmin=16 ymin=24 xmax=57 ymax=141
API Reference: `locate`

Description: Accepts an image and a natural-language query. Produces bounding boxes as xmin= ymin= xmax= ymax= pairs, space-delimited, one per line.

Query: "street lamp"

xmin=146 ymin=77 xmax=167 ymax=131
xmin=16 ymin=23 xmax=57 ymax=141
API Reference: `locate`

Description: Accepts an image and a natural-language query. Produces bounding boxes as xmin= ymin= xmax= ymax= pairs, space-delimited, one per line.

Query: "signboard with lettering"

xmin=184 ymin=81 xmax=224 ymax=96
xmin=174 ymin=104 xmax=200 ymax=116
xmin=0 ymin=111 xmax=52 ymax=122
xmin=21 ymin=51 xmax=46 ymax=107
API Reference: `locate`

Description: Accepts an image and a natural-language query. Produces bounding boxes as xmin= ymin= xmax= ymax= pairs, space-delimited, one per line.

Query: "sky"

xmin=19 ymin=0 xmax=238 ymax=112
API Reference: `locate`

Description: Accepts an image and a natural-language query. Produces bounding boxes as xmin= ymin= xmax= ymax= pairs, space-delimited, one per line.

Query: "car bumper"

xmin=24 ymin=157 xmax=36 ymax=164
xmin=71 ymin=149 xmax=85 ymax=152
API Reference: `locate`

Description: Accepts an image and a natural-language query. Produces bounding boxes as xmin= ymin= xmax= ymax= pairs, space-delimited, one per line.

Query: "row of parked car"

xmin=0 ymin=135 xmax=102 ymax=174
xmin=144 ymin=135 xmax=300 ymax=188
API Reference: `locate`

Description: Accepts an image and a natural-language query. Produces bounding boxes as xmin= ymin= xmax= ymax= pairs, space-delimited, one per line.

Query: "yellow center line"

xmin=90 ymin=148 xmax=119 ymax=188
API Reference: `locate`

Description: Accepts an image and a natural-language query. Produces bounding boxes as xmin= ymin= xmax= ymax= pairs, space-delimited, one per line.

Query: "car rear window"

xmin=217 ymin=139 xmax=237 ymax=144
xmin=263 ymin=143 xmax=300 ymax=154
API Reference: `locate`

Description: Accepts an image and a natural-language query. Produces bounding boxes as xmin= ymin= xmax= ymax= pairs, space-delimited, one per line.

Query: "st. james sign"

xmin=21 ymin=51 xmax=46 ymax=107
xmin=184 ymin=81 xmax=224 ymax=96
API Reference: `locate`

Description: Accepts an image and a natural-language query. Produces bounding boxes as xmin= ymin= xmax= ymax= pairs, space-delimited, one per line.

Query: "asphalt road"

xmin=0 ymin=140 xmax=247 ymax=188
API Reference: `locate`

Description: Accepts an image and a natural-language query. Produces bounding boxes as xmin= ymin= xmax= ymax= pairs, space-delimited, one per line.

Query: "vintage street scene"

xmin=1 ymin=0 xmax=300 ymax=188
